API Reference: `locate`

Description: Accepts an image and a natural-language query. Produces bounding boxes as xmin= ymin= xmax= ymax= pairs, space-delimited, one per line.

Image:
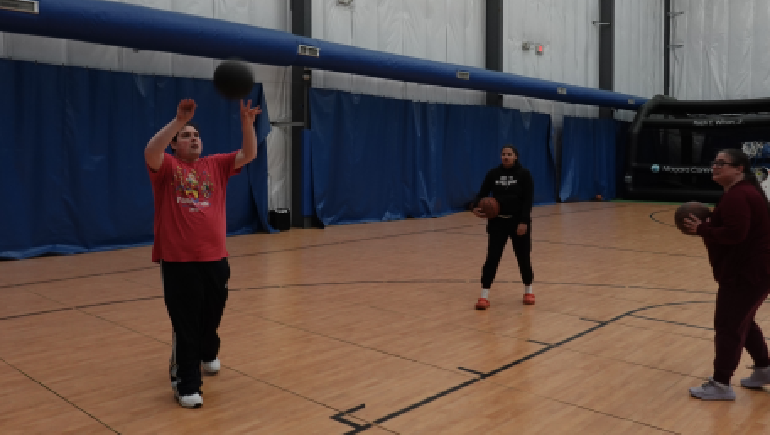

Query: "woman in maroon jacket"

xmin=683 ymin=148 xmax=770 ymax=401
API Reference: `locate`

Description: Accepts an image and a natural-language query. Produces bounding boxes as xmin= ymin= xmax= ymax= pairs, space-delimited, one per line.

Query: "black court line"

xmin=335 ymin=301 xmax=711 ymax=434
xmin=444 ymin=231 xmax=708 ymax=260
xmin=0 ymin=356 xmax=120 ymax=434
xmin=1 ymin=278 xmax=717 ymax=323
xmin=630 ymin=314 xmax=714 ymax=331
xmin=627 ymin=314 xmax=770 ymax=344
xmin=331 ymin=405 xmax=369 ymax=434
xmin=526 ymin=339 xmax=552 ymax=346
xmin=0 ymin=295 xmax=165 ymax=322
xmin=650 ymin=209 xmax=676 ymax=227
xmin=0 ymin=204 xmax=630 ymax=291
xmin=0 ymin=223 xmax=479 ymax=291
xmin=0 ymin=265 xmax=158 ymax=290
xmin=579 ymin=317 xmax=604 ymax=323
xmin=0 ymin=204 xmax=689 ymax=433
xmin=4 ymin=280 xmax=713 ymax=433
xmin=457 ymin=367 xmax=486 ymax=376
xmin=529 ymin=203 xmax=633 ymax=218
xmin=74 ymin=303 xmax=401 ymax=435
xmin=0 ymin=307 xmax=75 ymax=321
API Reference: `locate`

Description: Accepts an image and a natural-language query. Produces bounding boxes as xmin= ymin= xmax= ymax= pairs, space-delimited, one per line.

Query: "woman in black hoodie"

xmin=471 ymin=145 xmax=535 ymax=309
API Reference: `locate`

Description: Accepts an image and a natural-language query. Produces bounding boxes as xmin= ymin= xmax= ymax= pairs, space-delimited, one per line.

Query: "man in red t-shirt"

xmin=145 ymin=98 xmax=261 ymax=408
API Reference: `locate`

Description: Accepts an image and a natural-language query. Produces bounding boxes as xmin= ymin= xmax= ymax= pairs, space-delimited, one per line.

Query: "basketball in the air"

xmin=478 ymin=197 xmax=500 ymax=219
xmin=213 ymin=60 xmax=254 ymax=100
xmin=674 ymin=201 xmax=711 ymax=234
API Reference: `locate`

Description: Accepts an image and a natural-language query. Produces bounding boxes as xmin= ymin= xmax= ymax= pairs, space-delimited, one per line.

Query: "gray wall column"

xmin=485 ymin=0 xmax=503 ymax=107
xmin=598 ymin=0 xmax=614 ymax=118
xmin=663 ymin=0 xmax=672 ymax=95
xmin=290 ymin=0 xmax=311 ymax=228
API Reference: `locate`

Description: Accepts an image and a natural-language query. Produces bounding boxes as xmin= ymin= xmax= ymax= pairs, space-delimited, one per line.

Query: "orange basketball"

xmin=478 ymin=197 xmax=500 ymax=219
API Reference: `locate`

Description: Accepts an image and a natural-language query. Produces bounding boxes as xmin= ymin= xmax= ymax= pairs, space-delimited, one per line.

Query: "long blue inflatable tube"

xmin=0 ymin=0 xmax=646 ymax=110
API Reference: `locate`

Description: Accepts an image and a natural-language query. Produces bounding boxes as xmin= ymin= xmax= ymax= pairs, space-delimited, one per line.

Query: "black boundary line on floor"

xmin=628 ymin=313 xmax=770 ymax=343
xmin=330 ymin=404 xmax=368 ymax=432
xmin=0 ymin=275 xmax=720 ymax=323
xmin=0 ymin=224 xmax=477 ymax=291
xmin=526 ymin=339 xmax=552 ymax=346
xmin=337 ymin=301 xmax=709 ymax=434
xmin=2 ymin=280 xmax=714 ymax=434
xmin=650 ymin=209 xmax=676 ymax=227
xmin=0 ymin=266 xmax=157 ymax=290
xmin=623 ymin=314 xmax=770 ymax=345
xmin=0 ymin=204 xmax=685 ymax=433
xmin=79 ymin=301 xmax=404 ymax=435
xmin=0 ymin=204 xmax=630 ymax=291
xmin=2 ymin=279 xmax=711 ymax=434
xmin=0 ymin=278 xmax=716 ymax=323
xmin=0 ymin=356 xmax=120 ymax=434
xmin=0 ymin=296 xmax=166 ymax=322
xmin=630 ymin=314 xmax=714 ymax=331
xmin=579 ymin=317 xmax=604 ymax=323
xmin=442 ymin=231 xmax=708 ymax=260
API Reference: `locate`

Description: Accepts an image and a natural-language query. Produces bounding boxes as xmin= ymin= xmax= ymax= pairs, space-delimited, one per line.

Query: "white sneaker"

xmin=689 ymin=377 xmax=736 ymax=401
xmin=202 ymin=358 xmax=220 ymax=375
xmin=741 ymin=366 xmax=770 ymax=389
xmin=175 ymin=391 xmax=203 ymax=409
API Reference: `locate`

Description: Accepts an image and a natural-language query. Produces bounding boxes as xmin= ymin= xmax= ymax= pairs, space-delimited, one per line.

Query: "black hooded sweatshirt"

xmin=473 ymin=163 xmax=534 ymax=224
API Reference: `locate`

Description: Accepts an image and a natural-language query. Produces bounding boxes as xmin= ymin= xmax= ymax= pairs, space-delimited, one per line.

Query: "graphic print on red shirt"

xmin=148 ymin=151 xmax=241 ymax=263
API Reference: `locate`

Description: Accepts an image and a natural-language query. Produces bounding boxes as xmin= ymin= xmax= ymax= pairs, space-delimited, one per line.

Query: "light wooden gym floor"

xmin=2 ymin=202 xmax=770 ymax=434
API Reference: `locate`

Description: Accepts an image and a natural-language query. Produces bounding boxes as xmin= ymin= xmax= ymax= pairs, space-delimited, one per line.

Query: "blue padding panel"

xmin=0 ymin=59 xmax=272 ymax=260
xmin=0 ymin=0 xmax=645 ymax=110
xmin=559 ymin=116 xmax=622 ymax=202
xmin=302 ymin=129 xmax=313 ymax=217
xmin=309 ymin=89 xmax=555 ymax=226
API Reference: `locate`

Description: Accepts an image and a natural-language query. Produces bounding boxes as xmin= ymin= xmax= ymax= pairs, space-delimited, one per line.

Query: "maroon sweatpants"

xmin=713 ymin=283 xmax=770 ymax=384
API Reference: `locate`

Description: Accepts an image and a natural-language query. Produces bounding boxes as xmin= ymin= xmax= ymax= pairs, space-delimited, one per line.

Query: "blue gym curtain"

xmin=559 ymin=116 xmax=623 ymax=202
xmin=0 ymin=58 xmax=272 ymax=260
xmin=309 ymin=88 xmax=555 ymax=226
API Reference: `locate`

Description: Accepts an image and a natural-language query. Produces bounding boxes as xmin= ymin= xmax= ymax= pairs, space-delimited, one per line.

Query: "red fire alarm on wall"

xmin=536 ymin=45 xmax=544 ymax=55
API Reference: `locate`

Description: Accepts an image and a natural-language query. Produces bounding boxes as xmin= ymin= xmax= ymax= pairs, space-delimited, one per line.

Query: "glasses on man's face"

xmin=711 ymin=160 xmax=735 ymax=168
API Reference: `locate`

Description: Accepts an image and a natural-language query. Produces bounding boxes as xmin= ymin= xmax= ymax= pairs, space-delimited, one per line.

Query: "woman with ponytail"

xmin=470 ymin=145 xmax=535 ymax=309
xmin=682 ymin=148 xmax=770 ymax=401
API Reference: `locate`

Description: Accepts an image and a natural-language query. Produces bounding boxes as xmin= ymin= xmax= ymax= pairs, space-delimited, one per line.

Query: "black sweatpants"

xmin=712 ymin=283 xmax=770 ymax=384
xmin=161 ymin=258 xmax=230 ymax=395
xmin=481 ymin=218 xmax=534 ymax=289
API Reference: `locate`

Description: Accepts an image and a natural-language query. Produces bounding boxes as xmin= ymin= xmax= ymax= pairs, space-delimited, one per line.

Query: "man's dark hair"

xmin=172 ymin=121 xmax=200 ymax=142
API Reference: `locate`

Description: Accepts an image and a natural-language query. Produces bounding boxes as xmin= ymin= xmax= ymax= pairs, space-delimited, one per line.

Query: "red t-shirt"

xmin=147 ymin=151 xmax=241 ymax=262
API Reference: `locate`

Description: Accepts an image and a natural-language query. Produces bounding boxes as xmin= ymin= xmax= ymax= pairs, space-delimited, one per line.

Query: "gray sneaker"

xmin=689 ymin=377 xmax=736 ymax=401
xmin=741 ymin=366 xmax=770 ymax=389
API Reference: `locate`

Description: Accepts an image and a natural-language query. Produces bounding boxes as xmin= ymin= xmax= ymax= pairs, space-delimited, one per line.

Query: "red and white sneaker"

xmin=475 ymin=298 xmax=490 ymax=310
xmin=523 ymin=293 xmax=535 ymax=305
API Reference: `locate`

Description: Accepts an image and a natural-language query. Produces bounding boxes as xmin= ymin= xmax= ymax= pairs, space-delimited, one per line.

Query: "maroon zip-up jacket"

xmin=696 ymin=180 xmax=770 ymax=288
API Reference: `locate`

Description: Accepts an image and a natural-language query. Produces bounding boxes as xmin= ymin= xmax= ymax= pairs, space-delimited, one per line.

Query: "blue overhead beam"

xmin=0 ymin=0 xmax=647 ymax=110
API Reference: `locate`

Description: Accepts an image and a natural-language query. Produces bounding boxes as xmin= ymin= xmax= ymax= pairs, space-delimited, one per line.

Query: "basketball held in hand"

xmin=478 ymin=197 xmax=500 ymax=219
xmin=674 ymin=201 xmax=711 ymax=234
xmin=213 ymin=60 xmax=254 ymax=100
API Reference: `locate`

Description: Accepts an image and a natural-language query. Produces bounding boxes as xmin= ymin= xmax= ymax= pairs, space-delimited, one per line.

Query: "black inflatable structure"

xmin=624 ymin=95 xmax=770 ymax=202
